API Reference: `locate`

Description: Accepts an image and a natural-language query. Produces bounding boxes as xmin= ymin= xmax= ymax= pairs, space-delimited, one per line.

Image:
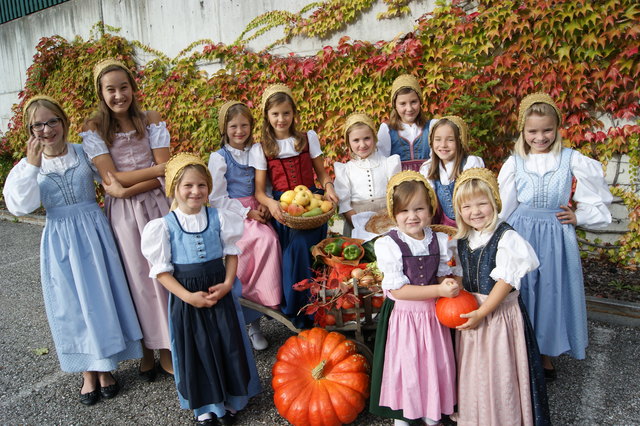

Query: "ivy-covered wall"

xmin=1 ymin=0 xmax=639 ymax=264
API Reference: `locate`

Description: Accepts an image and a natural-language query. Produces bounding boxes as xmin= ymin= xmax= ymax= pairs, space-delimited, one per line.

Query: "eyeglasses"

xmin=30 ymin=117 xmax=62 ymax=132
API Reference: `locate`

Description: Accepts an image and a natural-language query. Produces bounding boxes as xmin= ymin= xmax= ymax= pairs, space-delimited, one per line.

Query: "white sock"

xmin=393 ymin=420 xmax=410 ymax=426
xmin=249 ymin=320 xmax=261 ymax=334
xmin=196 ymin=413 xmax=212 ymax=421
xmin=422 ymin=416 xmax=440 ymax=425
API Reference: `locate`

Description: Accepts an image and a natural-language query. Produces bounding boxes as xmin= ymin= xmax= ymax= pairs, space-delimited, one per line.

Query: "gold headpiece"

xmin=165 ymin=152 xmax=212 ymax=200
xmin=386 ymin=170 xmax=439 ymax=220
xmin=391 ymin=74 xmax=422 ymax=103
xmin=438 ymin=115 xmax=470 ymax=151
xmin=261 ymin=84 xmax=294 ymax=111
xmin=93 ymin=59 xmax=136 ymax=98
xmin=344 ymin=112 xmax=376 ymax=141
xmin=453 ymin=167 xmax=502 ymax=213
xmin=218 ymin=101 xmax=245 ymax=135
xmin=517 ymin=92 xmax=562 ymax=131
xmin=23 ymin=95 xmax=63 ymax=117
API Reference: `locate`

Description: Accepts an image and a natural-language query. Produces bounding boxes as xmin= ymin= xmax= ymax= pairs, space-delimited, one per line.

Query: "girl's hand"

xmin=556 ymin=205 xmax=577 ymax=225
xmin=258 ymin=203 xmax=272 ymax=221
xmin=208 ymin=282 xmax=232 ymax=301
xmin=154 ymin=162 xmax=166 ymax=177
xmin=186 ymin=291 xmax=217 ymax=308
xmin=102 ymin=171 xmax=127 ymax=198
xmin=26 ymin=135 xmax=44 ymax=167
xmin=267 ymin=198 xmax=286 ymax=224
xmin=247 ymin=209 xmax=267 ymax=224
xmin=438 ymin=278 xmax=460 ymax=298
xmin=457 ymin=309 xmax=483 ymax=330
xmin=324 ymin=183 xmax=340 ymax=204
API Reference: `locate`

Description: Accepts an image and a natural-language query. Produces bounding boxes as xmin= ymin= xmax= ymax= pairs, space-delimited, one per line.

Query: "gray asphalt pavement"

xmin=1 ymin=218 xmax=639 ymax=425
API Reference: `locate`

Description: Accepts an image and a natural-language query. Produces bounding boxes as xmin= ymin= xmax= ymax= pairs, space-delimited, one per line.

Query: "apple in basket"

xmin=286 ymin=203 xmax=305 ymax=217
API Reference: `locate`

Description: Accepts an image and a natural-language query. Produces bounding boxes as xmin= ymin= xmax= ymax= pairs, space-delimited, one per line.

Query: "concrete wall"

xmin=0 ymin=0 xmax=436 ymax=133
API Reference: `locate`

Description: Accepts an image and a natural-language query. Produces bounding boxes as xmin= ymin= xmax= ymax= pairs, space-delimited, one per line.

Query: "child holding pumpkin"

xmin=333 ymin=112 xmax=401 ymax=240
xmin=377 ymin=74 xmax=435 ymax=171
xmin=452 ymin=167 xmax=550 ymax=426
xmin=207 ymin=101 xmax=282 ymax=351
xmin=498 ymin=93 xmax=612 ymax=379
xmin=253 ymin=84 xmax=339 ymax=328
xmin=369 ymin=170 xmax=460 ymax=426
xmin=141 ymin=153 xmax=261 ymax=425
xmin=419 ymin=115 xmax=484 ymax=226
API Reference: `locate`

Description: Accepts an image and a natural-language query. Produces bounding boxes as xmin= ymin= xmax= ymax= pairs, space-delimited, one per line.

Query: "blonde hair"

xmin=392 ymin=180 xmax=434 ymax=218
xmin=87 ymin=63 xmax=147 ymax=147
xmin=169 ymin=163 xmax=212 ymax=211
xmin=388 ymin=87 xmax=427 ymax=130
xmin=513 ymin=103 xmax=562 ymax=157
xmin=24 ymin=98 xmax=70 ymax=142
xmin=426 ymin=118 xmax=466 ymax=181
xmin=220 ymin=103 xmax=254 ymax=148
xmin=453 ymin=179 xmax=499 ymax=239
xmin=346 ymin=122 xmax=377 ymax=158
xmin=260 ymin=92 xmax=304 ymax=158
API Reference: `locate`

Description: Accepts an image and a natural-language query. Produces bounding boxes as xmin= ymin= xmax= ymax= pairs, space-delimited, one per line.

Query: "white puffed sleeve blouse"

xmin=141 ymin=207 xmax=243 ymax=278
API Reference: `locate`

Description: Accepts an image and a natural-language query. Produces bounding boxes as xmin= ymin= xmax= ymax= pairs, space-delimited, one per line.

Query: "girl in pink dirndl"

xmin=208 ymin=101 xmax=282 ymax=350
xmin=369 ymin=171 xmax=460 ymax=426
xmin=452 ymin=168 xmax=550 ymax=426
xmin=81 ymin=59 xmax=172 ymax=379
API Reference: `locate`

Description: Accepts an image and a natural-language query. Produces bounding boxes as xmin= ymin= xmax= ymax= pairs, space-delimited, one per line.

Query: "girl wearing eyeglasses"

xmin=3 ymin=95 xmax=143 ymax=406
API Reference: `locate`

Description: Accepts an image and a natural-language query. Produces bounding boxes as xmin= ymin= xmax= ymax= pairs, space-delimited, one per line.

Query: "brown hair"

xmin=86 ymin=64 xmax=147 ymax=147
xmin=513 ymin=103 xmax=562 ymax=157
xmin=388 ymin=87 xmax=427 ymax=131
xmin=392 ymin=180 xmax=434 ymax=218
xmin=24 ymin=99 xmax=70 ymax=142
xmin=221 ymin=103 xmax=254 ymax=148
xmin=426 ymin=119 xmax=466 ymax=181
xmin=260 ymin=92 xmax=304 ymax=158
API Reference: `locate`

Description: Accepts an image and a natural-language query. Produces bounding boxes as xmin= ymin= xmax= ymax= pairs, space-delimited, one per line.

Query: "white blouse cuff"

xmin=148 ymin=122 xmax=170 ymax=149
xmin=149 ymin=263 xmax=174 ymax=279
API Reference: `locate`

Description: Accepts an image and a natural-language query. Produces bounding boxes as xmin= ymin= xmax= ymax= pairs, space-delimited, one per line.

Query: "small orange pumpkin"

xmin=272 ymin=327 xmax=370 ymax=426
xmin=435 ymin=289 xmax=479 ymax=328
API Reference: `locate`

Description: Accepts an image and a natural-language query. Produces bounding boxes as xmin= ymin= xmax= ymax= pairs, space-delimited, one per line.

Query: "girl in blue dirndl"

xmin=3 ymin=96 xmax=142 ymax=406
xmin=141 ymin=153 xmax=260 ymax=424
xmin=498 ymin=93 xmax=612 ymax=378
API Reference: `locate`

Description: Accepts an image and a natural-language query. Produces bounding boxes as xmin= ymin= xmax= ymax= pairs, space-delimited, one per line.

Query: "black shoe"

xmin=544 ymin=367 xmax=557 ymax=382
xmin=139 ymin=364 xmax=157 ymax=382
xmin=100 ymin=373 xmax=120 ymax=399
xmin=194 ymin=415 xmax=216 ymax=425
xmin=80 ymin=376 xmax=100 ymax=406
xmin=216 ymin=411 xmax=236 ymax=425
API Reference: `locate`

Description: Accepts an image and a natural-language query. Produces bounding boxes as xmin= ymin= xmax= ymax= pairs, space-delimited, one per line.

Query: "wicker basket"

xmin=282 ymin=205 xmax=336 ymax=230
xmin=430 ymin=224 xmax=457 ymax=237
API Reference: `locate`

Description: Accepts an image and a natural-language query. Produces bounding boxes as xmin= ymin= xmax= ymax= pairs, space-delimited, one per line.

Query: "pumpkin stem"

xmin=311 ymin=360 xmax=327 ymax=380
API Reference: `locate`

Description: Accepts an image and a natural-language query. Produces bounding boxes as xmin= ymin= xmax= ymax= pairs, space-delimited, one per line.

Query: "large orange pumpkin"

xmin=435 ymin=289 xmax=479 ymax=328
xmin=272 ymin=327 xmax=370 ymax=426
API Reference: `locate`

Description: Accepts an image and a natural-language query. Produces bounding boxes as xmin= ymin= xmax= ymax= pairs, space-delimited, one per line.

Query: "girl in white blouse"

xmin=141 ymin=153 xmax=260 ymax=424
xmin=452 ymin=167 xmax=549 ymax=426
xmin=333 ymin=113 xmax=401 ymax=240
xmin=498 ymin=93 xmax=613 ymax=380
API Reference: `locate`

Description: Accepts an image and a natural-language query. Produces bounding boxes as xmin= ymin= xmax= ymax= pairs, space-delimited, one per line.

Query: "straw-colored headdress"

xmin=386 ymin=170 xmax=439 ymax=220
xmin=217 ymin=100 xmax=245 ymax=135
xmin=344 ymin=112 xmax=376 ymax=141
xmin=437 ymin=115 xmax=470 ymax=151
xmin=23 ymin=95 xmax=62 ymax=117
xmin=261 ymin=84 xmax=294 ymax=111
xmin=391 ymin=74 xmax=422 ymax=103
xmin=452 ymin=167 xmax=502 ymax=213
xmin=93 ymin=59 xmax=136 ymax=97
xmin=165 ymin=152 xmax=212 ymax=199
xmin=517 ymin=93 xmax=562 ymax=131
